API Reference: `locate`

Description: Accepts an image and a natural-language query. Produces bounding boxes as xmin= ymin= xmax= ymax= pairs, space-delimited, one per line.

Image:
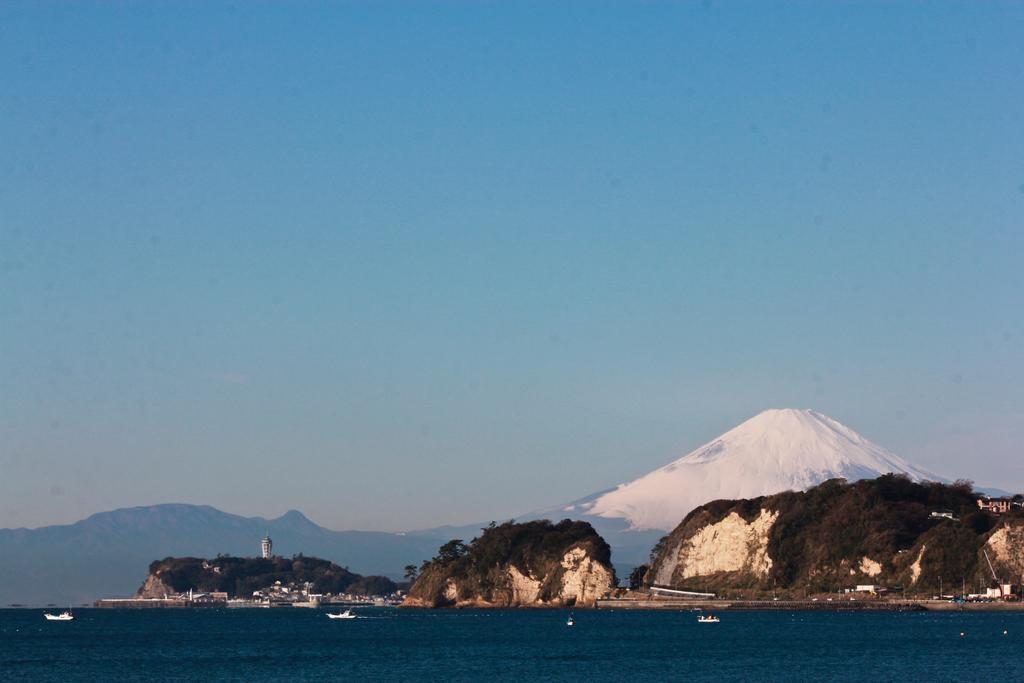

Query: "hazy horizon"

xmin=1 ymin=405 xmax=1017 ymax=533
xmin=3 ymin=2 xmax=1023 ymax=531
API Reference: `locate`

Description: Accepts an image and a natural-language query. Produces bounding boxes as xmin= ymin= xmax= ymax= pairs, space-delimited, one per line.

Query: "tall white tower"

xmin=261 ymin=533 xmax=273 ymax=559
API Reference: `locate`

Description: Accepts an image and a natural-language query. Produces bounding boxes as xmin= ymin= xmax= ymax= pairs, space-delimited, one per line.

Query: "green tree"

xmin=437 ymin=539 xmax=470 ymax=564
xmin=628 ymin=564 xmax=649 ymax=591
xmin=649 ymin=536 xmax=669 ymax=565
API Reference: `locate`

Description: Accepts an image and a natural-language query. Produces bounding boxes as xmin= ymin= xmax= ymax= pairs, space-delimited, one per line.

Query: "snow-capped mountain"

xmin=559 ymin=408 xmax=944 ymax=532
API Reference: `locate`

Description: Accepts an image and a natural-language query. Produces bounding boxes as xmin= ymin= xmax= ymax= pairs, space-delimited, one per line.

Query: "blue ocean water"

xmin=2 ymin=608 xmax=1023 ymax=681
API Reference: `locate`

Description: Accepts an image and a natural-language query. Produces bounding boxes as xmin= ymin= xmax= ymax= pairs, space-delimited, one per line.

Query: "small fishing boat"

xmin=44 ymin=610 xmax=75 ymax=621
xmin=566 ymin=614 xmax=575 ymax=627
xmin=327 ymin=609 xmax=357 ymax=619
xmin=697 ymin=615 xmax=719 ymax=623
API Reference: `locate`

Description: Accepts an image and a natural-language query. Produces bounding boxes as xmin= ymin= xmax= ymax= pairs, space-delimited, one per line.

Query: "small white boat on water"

xmin=697 ymin=615 xmax=720 ymax=623
xmin=327 ymin=609 xmax=357 ymax=619
xmin=566 ymin=615 xmax=575 ymax=627
xmin=44 ymin=611 xmax=75 ymax=621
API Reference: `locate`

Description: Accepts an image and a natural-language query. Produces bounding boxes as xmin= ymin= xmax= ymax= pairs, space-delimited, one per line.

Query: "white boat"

xmin=44 ymin=611 xmax=75 ymax=621
xmin=566 ymin=615 xmax=575 ymax=627
xmin=697 ymin=615 xmax=720 ymax=623
xmin=327 ymin=609 xmax=357 ymax=619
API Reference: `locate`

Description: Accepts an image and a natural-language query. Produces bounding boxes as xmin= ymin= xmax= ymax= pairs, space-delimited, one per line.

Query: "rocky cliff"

xmin=647 ymin=475 xmax=1024 ymax=595
xmin=985 ymin=524 xmax=1024 ymax=580
xmin=136 ymin=572 xmax=175 ymax=599
xmin=403 ymin=520 xmax=616 ymax=608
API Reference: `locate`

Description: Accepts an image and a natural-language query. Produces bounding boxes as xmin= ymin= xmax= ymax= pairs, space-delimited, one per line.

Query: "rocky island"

xmin=403 ymin=520 xmax=616 ymax=608
xmin=105 ymin=554 xmax=399 ymax=606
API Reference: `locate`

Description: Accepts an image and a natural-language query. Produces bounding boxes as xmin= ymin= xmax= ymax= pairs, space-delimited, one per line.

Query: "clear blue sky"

xmin=2 ymin=1 xmax=1022 ymax=530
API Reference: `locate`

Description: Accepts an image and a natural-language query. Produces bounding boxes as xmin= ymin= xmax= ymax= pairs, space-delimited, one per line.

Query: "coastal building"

xmin=261 ymin=534 xmax=273 ymax=558
xmin=977 ymin=498 xmax=1012 ymax=514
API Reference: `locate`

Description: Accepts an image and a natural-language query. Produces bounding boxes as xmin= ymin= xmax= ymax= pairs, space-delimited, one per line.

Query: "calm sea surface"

xmin=2 ymin=607 xmax=1023 ymax=681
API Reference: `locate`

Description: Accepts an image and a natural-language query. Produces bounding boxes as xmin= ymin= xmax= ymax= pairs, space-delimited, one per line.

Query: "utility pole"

xmin=983 ymin=549 xmax=1004 ymax=599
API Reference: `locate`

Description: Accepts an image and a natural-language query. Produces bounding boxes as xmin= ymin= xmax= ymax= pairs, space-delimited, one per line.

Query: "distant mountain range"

xmin=0 ymin=505 xmax=443 ymax=606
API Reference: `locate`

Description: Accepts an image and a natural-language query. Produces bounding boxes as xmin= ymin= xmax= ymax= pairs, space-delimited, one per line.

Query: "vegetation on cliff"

xmin=649 ymin=475 xmax=1022 ymax=596
xmin=139 ymin=555 xmax=397 ymax=598
xmin=405 ymin=519 xmax=616 ymax=607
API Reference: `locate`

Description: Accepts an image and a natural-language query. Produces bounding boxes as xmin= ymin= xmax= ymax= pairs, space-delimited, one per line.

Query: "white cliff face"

xmin=500 ymin=546 xmax=615 ymax=607
xmin=909 ymin=545 xmax=926 ymax=584
xmin=506 ymin=565 xmax=542 ymax=604
xmin=858 ymin=557 xmax=883 ymax=577
xmin=558 ymin=547 xmax=615 ymax=606
xmin=985 ymin=524 xmax=1024 ymax=576
xmin=653 ymin=509 xmax=778 ymax=585
xmin=568 ymin=409 xmax=943 ymax=532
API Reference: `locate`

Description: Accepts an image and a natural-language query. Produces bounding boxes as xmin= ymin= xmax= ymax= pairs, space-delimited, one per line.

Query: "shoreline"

xmin=596 ymin=597 xmax=1024 ymax=611
xmin=9 ymin=593 xmax=1024 ymax=610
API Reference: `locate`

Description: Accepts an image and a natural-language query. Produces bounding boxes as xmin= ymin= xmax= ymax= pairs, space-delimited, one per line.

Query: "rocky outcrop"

xmin=858 ymin=557 xmax=882 ymax=577
xmin=652 ymin=510 xmax=777 ymax=586
xmin=647 ymin=475 xmax=1019 ymax=595
xmin=984 ymin=523 xmax=1024 ymax=578
xmin=559 ymin=547 xmax=616 ymax=605
xmin=507 ymin=565 xmax=542 ymax=603
xmin=403 ymin=520 xmax=616 ymax=608
xmin=136 ymin=572 xmax=174 ymax=598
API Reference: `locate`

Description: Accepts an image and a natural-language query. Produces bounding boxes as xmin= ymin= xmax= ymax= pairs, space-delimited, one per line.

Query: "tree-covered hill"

xmin=647 ymin=475 xmax=1023 ymax=596
xmin=405 ymin=519 xmax=616 ymax=607
xmin=141 ymin=554 xmax=397 ymax=598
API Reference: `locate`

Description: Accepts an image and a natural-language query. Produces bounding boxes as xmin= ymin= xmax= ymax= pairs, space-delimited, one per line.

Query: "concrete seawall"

xmin=916 ymin=600 xmax=1024 ymax=611
xmin=597 ymin=598 xmax=1024 ymax=611
xmin=95 ymin=599 xmax=223 ymax=608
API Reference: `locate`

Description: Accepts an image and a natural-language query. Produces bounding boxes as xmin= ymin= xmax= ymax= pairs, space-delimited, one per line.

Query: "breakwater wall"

xmin=95 ymin=599 xmax=223 ymax=608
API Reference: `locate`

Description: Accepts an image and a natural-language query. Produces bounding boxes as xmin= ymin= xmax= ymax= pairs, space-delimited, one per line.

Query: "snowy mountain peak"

xmin=582 ymin=409 xmax=943 ymax=531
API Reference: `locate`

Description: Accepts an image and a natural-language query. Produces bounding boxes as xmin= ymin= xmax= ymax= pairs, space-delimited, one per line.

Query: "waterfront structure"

xmin=648 ymin=585 xmax=716 ymax=599
xmin=261 ymin=534 xmax=273 ymax=558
